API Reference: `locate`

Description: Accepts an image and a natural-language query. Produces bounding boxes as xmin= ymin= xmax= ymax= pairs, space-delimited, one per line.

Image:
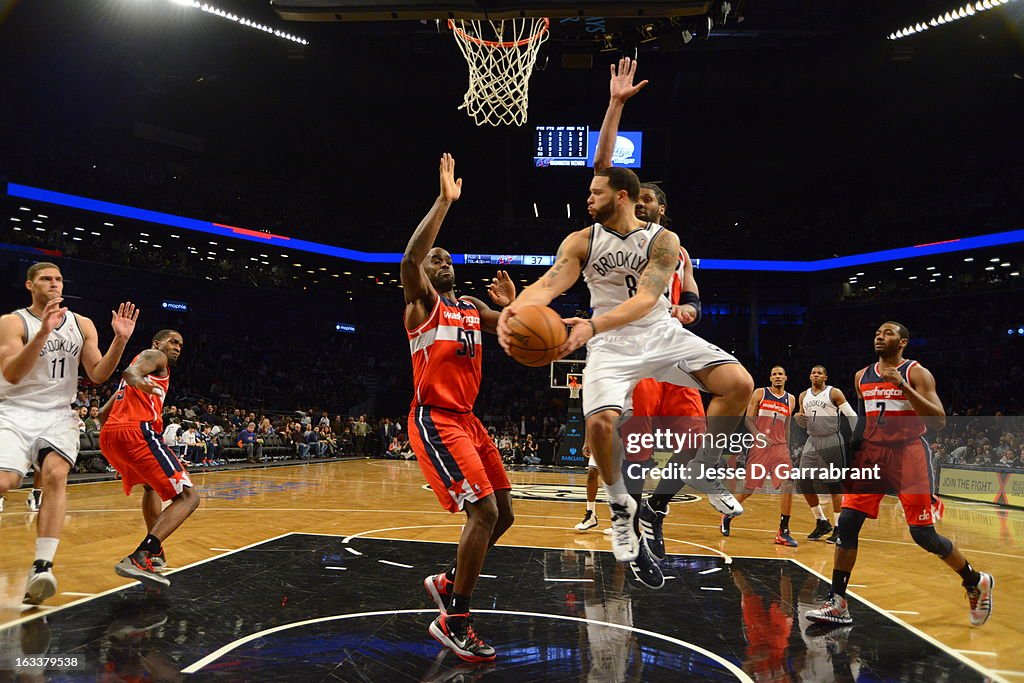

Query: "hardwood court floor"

xmin=1 ymin=459 xmax=1021 ymax=679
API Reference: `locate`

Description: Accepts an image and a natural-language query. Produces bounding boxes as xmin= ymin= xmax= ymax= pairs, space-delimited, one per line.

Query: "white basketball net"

xmin=449 ymin=17 xmax=549 ymax=127
xmin=568 ymin=380 xmax=581 ymax=400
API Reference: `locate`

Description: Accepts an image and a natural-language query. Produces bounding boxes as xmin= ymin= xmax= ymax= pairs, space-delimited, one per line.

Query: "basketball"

xmin=506 ymin=305 xmax=567 ymax=367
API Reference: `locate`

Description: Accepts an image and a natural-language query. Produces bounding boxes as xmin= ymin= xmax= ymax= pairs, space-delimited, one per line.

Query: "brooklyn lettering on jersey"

xmin=589 ymin=249 xmax=648 ymax=277
xmin=37 ymin=337 xmax=81 ymax=358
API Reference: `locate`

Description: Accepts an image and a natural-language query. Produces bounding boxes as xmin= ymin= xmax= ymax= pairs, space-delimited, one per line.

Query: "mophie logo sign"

xmin=424 ymin=483 xmax=698 ymax=504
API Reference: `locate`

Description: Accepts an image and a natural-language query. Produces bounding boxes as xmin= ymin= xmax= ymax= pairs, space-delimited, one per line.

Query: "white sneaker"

xmin=602 ymin=528 xmax=613 ymax=536
xmin=26 ymin=489 xmax=42 ymax=512
xmin=575 ymin=510 xmax=599 ymax=531
xmin=607 ymin=497 xmax=639 ymax=563
xmin=707 ymin=490 xmax=744 ymax=517
xmin=966 ymin=572 xmax=994 ymax=626
xmin=805 ymin=593 xmax=852 ymax=625
xmin=0 ymin=496 xmax=4 ymax=513
xmin=24 ymin=560 xmax=57 ymax=605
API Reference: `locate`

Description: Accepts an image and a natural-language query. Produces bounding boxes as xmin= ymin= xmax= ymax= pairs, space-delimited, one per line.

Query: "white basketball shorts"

xmin=0 ymin=405 xmax=80 ymax=480
xmin=582 ymin=318 xmax=738 ymax=419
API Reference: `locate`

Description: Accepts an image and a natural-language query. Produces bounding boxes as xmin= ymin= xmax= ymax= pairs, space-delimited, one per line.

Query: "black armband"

xmin=681 ymin=291 xmax=702 ymax=325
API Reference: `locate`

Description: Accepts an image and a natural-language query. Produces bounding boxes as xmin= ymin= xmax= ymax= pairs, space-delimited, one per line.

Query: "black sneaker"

xmin=115 ymin=550 xmax=170 ymax=590
xmin=638 ymin=501 xmax=667 ymax=561
xmin=629 ymin=539 xmax=665 ymax=589
xmin=574 ymin=509 xmax=599 ymax=531
xmin=23 ymin=560 xmax=57 ymax=605
xmin=428 ymin=612 xmax=496 ymax=663
xmin=720 ymin=514 xmax=733 ymax=537
xmin=808 ymin=519 xmax=834 ymax=541
xmin=825 ymin=528 xmax=840 ymax=545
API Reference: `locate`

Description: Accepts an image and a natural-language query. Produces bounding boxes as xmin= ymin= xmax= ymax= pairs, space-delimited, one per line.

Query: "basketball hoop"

xmin=567 ymin=376 xmax=582 ymax=400
xmin=448 ymin=17 xmax=549 ymax=127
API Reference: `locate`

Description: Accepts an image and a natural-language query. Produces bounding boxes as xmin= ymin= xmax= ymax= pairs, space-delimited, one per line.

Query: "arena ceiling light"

xmin=888 ymin=0 xmax=1017 ymax=40
xmin=168 ymin=0 xmax=309 ymax=45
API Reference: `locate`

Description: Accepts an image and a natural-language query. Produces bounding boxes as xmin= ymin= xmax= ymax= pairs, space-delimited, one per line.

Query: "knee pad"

xmin=836 ymin=508 xmax=868 ymax=550
xmin=909 ymin=525 xmax=953 ymax=559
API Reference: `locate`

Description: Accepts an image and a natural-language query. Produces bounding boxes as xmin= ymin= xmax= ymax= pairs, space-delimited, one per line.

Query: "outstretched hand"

xmin=609 ymin=56 xmax=648 ymax=103
xmin=111 ymin=301 xmax=139 ymax=340
xmin=488 ymin=270 xmax=516 ymax=307
xmin=439 ymin=152 xmax=463 ymax=203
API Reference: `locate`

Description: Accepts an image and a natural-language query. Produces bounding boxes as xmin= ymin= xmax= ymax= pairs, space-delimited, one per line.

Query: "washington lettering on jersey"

xmin=407 ymin=295 xmax=482 ymax=413
xmin=860 ymin=360 xmax=925 ymax=442
xmin=0 ymin=309 xmax=83 ymax=411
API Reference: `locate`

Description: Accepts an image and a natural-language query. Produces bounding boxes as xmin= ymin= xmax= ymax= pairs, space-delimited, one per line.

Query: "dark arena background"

xmin=1 ymin=0 xmax=1023 ymax=680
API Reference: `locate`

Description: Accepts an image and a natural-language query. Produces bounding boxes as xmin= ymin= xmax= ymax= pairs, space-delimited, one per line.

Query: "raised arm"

xmin=78 ymin=302 xmax=138 ymax=383
xmin=593 ymin=57 xmax=648 ymax=173
xmin=0 ymin=297 xmax=65 ymax=384
xmin=401 ymin=153 xmax=462 ymax=328
xmin=462 ymin=270 xmax=516 ymax=335
xmin=556 ymin=228 xmax=681 ymax=357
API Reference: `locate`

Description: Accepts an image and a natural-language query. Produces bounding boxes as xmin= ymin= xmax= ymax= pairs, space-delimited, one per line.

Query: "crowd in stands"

xmin=930 ymin=418 xmax=1024 ymax=470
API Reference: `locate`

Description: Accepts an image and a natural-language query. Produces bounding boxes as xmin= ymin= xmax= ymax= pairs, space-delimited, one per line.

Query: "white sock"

xmin=604 ymin=476 xmax=629 ymax=500
xmin=35 ymin=537 xmax=59 ymax=563
xmin=834 ymin=512 xmax=841 ymax=525
xmin=586 ymin=501 xmax=595 ymax=513
xmin=811 ymin=505 xmax=826 ymax=521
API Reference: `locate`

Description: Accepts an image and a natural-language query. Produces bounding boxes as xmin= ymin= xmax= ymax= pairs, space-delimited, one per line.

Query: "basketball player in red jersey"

xmin=403 ymin=153 xmax=515 ymax=662
xmin=807 ymin=322 xmax=994 ymax=626
xmin=722 ymin=366 xmax=799 ymax=546
xmin=98 ymin=329 xmax=198 ymax=590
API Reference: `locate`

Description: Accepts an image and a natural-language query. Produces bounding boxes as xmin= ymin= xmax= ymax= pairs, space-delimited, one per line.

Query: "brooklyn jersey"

xmin=859 ymin=360 xmax=926 ymax=443
xmin=582 ymin=222 xmax=672 ymax=334
xmin=754 ymin=388 xmax=792 ymax=445
xmin=802 ymin=385 xmax=840 ymax=437
xmin=407 ymin=295 xmax=482 ymax=413
xmin=0 ymin=309 xmax=83 ymax=411
xmin=105 ymin=353 xmax=170 ymax=431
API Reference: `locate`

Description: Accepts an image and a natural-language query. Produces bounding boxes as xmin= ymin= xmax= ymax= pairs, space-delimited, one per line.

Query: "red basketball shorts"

xmin=99 ymin=421 xmax=193 ymax=502
xmin=409 ymin=406 xmax=511 ymax=513
xmin=842 ymin=439 xmax=942 ymax=526
xmin=744 ymin=443 xmax=791 ymax=490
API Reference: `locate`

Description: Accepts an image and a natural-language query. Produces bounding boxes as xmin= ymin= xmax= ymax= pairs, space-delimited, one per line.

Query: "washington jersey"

xmin=754 ymin=388 xmax=792 ymax=445
xmin=407 ymin=295 xmax=482 ymax=413
xmin=802 ymin=385 xmax=840 ymax=437
xmin=105 ymin=354 xmax=170 ymax=431
xmin=859 ymin=360 xmax=925 ymax=443
xmin=582 ymin=222 xmax=672 ymax=335
xmin=0 ymin=309 xmax=83 ymax=411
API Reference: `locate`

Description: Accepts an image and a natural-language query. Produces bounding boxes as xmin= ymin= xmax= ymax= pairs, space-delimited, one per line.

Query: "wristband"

xmin=588 ymin=320 xmax=598 ymax=337
xmin=681 ymin=291 xmax=702 ymax=325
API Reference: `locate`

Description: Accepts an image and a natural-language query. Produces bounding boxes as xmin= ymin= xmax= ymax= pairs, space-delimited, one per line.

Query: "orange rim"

xmin=448 ymin=17 xmax=550 ymax=48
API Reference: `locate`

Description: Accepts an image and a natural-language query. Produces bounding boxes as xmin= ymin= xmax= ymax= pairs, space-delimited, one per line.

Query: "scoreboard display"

xmin=464 ymin=254 xmax=555 ymax=266
xmin=534 ymin=125 xmax=589 ymax=167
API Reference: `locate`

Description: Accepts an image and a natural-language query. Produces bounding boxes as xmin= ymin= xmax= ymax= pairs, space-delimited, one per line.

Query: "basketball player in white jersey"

xmin=497 ymin=164 xmax=753 ymax=563
xmin=0 ymin=261 xmax=139 ymax=604
xmin=795 ymin=365 xmax=857 ymax=542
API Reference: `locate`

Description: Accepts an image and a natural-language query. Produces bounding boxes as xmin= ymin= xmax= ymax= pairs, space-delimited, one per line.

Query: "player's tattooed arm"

xmin=497 ymin=230 xmax=586 ymax=353
xmin=122 ymin=349 xmax=169 ymax=396
xmin=402 ymin=153 xmax=462 ymax=327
